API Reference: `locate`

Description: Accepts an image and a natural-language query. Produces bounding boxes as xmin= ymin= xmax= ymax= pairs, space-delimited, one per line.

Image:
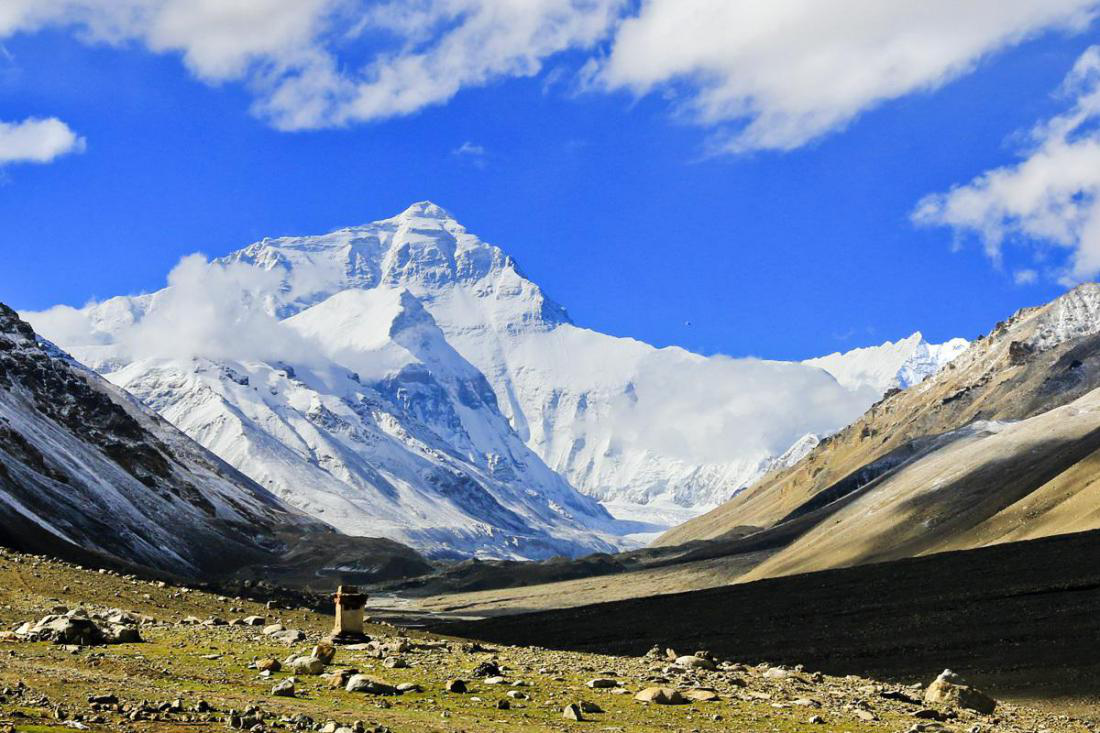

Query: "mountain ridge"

xmin=25 ymin=202 xmax=967 ymax=556
xmin=0 ymin=302 xmax=431 ymax=582
xmin=657 ymin=282 xmax=1100 ymax=565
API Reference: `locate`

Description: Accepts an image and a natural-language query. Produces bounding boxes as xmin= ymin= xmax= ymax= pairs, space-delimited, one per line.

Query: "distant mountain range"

xmin=24 ymin=202 xmax=966 ymax=559
xmin=659 ymin=282 xmax=1100 ymax=582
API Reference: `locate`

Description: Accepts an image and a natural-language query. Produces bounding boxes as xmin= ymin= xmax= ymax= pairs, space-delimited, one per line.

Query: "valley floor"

xmin=0 ymin=547 xmax=1087 ymax=733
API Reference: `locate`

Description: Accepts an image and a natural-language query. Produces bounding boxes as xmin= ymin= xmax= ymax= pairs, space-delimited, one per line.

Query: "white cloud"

xmin=1014 ymin=268 xmax=1039 ymax=285
xmin=599 ymin=0 xmax=1099 ymax=152
xmin=452 ymin=140 xmax=487 ymax=167
xmin=607 ymin=352 xmax=875 ymax=465
xmin=453 ymin=141 xmax=485 ymax=157
xmin=5 ymin=1 xmax=1097 ymax=152
xmin=913 ymin=45 xmax=1100 ymax=283
xmin=26 ymin=254 xmax=319 ymax=366
xmin=0 ymin=116 xmax=85 ymax=164
xmin=0 ymin=0 xmax=625 ymax=131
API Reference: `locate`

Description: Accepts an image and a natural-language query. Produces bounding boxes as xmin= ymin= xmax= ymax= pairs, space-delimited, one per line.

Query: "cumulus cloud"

xmin=599 ymin=0 xmax=1099 ymax=152
xmin=0 ymin=0 xmax=624 ymax=131
xmin=913 ymin=45 xmax=1100 ymax=283
xmin=26 ymin=254 xmax=318 ymax=367
xmin=0 ymin=116 xmax=85 ymax=165
xmin=5 ymin=3 xmax=1096 ymax=148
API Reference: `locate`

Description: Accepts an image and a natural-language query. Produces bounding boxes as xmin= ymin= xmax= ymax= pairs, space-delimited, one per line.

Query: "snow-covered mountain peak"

xmin=390 ymin=200 xmax=455 ymax=222
xmin=804 ymin=332 xmax=969 ymax=394
xmin=25 ymin=203 xmax=971 ymax=548
xmin=220 ymin=206 xmax=571 ymax=330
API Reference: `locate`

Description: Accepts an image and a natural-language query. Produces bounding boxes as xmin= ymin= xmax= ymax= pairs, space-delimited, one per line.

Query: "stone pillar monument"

xmin=331 ymin=585 xmax=367 ymax=642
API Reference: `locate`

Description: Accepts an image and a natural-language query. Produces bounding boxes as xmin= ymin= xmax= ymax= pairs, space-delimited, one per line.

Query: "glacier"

xmin=25 ymin=202 xmax=967 ymax=553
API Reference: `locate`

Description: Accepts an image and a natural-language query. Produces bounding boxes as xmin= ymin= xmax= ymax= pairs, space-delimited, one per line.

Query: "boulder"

xmin=256 ymin=659 xmax=281 ymax=673
xmin=923 ymin=670 xmax=996 ymax=715
xmin=242 ymin=616 xmax=266 ymax=626
xmin=634 ymin=687 xmax=687 ymax=705
xmin=562 ymin=703 xmax=584 ymax=721
xmin=674 ymin=655 xmax=715 ymax=671
xmin=324 ymin=669 xmax=357 ymax=689
xmin=684 ymin=688 xmax=720 ymax=702
xmin=287 ymin=656 xmax=325 ymax=675
xmin=271 ymin=629 xmax=305 ymax=644
xmin=587 ymin=678 xmax=619 ymax=689
xmin=312 ymin=642 xmax=336 ymax=665
xmin=345 ymin=675 xmax=397 ymax=695
xmin=445 ymin=679 xmax=468 ymax=694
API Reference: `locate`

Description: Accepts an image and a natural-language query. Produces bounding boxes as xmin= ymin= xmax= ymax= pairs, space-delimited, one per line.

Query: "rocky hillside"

xmin=0 ymin=303 xmax=430 ymax=582
xmin=657 ymin=283 xmax=1100 ymax=576
xmin=0 ymin=544 xmax=1089 ymax=732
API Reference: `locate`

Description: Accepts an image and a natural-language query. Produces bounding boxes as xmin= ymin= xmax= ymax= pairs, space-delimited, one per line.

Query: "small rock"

xmin=271 ymin=679 xmax=295 ymax=697
xmin=445 ymin=679 xmax=468 ymax=694
xmin=271 ymin=629 xmax=305 ymax=644
xmin=562 ymin=703 xmax=584 ymax=721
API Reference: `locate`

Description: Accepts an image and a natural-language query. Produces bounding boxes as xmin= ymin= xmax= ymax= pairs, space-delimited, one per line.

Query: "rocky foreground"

xmin=0 ymin=547 xmax=1091 ymax=733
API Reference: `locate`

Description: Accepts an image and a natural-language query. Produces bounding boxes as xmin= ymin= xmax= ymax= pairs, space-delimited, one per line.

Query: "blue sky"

xmin=2 ymin=2 xmax=1100 ymax=361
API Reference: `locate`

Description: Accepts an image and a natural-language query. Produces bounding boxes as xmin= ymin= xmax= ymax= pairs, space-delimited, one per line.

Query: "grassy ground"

xmin=0 ymin=547 xmax=1087 ymax=733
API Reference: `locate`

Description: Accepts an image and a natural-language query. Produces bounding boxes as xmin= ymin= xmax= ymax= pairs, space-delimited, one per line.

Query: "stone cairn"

xmin=329 ymin=585 xmax=367 ymax=644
